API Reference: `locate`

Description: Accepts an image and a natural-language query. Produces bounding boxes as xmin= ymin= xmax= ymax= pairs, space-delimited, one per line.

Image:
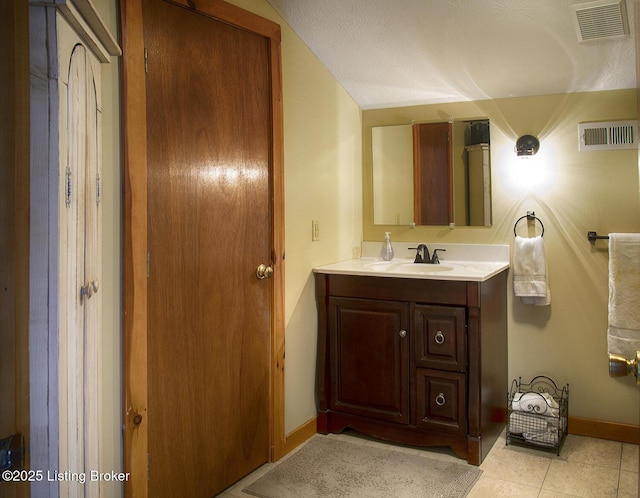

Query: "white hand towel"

xmin=513 ymin=235 xmax=551 ymax=306
xmin=607 ymin=233 xmax=640 ymax=359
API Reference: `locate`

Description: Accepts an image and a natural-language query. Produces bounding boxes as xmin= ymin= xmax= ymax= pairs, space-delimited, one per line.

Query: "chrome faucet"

xmin=410 ymin=244 xmax=446 ymax=264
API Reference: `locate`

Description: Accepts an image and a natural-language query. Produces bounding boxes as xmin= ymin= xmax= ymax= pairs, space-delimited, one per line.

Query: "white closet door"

xmin=82 ymin=41 xmax=101 ymax=498
xmin=58 ymin=13 xmax=102 ymax=498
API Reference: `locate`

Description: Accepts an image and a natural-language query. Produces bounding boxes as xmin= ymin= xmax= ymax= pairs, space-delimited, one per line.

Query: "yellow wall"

xmin=363 ymin=90 xmax=640 ymax=425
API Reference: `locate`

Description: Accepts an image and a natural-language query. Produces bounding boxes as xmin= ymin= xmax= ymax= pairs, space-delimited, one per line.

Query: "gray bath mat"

xmin=243 ymin=436 xmax=482 ymax=498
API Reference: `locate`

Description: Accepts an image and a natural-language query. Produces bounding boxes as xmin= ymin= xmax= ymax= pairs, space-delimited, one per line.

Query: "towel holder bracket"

xmin=514 ymin=211 xmax=544 ymax=237
xmin=587 ymin=231 xmax=609 ymax=242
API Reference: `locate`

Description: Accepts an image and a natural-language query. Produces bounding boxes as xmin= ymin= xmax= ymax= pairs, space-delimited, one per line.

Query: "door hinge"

xmin=65 ymin=166 xmax=72 ymax=207
xmin=96 ymin=173 xmax=101 ymax=206
xmin=144 ymin=48 xmax=148 ymax=73
xmin=0 ymin=434 xmax=25 ymax=471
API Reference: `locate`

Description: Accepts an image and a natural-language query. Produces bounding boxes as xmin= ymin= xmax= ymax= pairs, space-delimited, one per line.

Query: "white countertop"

xmin=313 ymin=242 xmax=510 ymax=282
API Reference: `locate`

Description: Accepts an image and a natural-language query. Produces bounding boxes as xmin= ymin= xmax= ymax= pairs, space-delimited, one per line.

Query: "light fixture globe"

xmin=515 ymin=134 xmax=540 ymax=156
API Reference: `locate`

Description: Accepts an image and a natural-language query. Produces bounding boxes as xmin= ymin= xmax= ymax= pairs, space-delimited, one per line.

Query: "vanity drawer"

xmin=412 ymin=304 xmax=466 ymax=372
xmin=415 ymin=369 xmax=467 ymax=434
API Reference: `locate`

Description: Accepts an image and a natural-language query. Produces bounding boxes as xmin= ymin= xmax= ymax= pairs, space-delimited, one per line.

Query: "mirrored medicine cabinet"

xmin=372 ymin=119 xmax=492 ymax=227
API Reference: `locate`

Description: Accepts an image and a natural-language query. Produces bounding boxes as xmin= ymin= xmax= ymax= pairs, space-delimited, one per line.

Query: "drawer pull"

xmin=399 ymin=329 xmax=407 ymax=338
xmin=435 ymin=393 xmax=446 ymax=406
xmin=434 ymin=330 xmax=445 ymax=344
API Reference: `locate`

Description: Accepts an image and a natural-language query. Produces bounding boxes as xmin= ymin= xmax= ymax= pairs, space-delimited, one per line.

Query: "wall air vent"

xmin=578 ymin=120 xmax=638 ymax=151
xmin=572 ymin=0 xmax=629 ymax=42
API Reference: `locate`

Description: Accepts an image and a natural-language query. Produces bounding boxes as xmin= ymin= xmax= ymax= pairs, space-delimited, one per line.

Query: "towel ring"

xmin=513 ymin=213 xmax=544 ymax=237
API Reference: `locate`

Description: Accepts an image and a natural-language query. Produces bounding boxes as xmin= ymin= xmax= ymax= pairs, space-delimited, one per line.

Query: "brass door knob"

xmin=609 ymin=352 xmax=640 ymax=384
xmin=256 ymin=264 xmax=274 ymax=280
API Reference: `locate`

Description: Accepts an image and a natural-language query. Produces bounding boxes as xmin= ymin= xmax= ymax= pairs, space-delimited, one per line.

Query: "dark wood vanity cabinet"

xmin=315 ymin=271 xmax=508 ymax=465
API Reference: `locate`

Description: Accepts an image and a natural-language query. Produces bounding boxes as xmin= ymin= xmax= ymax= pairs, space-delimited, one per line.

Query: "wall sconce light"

xmin=515 ymin=134 xmax=540 ymax=157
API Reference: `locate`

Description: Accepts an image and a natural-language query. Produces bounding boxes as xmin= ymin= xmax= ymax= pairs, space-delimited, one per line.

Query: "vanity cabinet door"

xmin=329 ymin=297 xmax=410 ymax=424
xmin=413 ymin=304 xmax=466 ymax=372
xmin=415 ymin=369 xmax=467 ymax=434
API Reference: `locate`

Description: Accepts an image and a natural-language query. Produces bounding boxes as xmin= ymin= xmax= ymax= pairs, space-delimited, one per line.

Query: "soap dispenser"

xmin=381 ymin=232 xmax=394 ymax=261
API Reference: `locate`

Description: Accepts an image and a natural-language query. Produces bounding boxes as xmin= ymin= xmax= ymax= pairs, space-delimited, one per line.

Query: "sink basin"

xmin=364 ymin=261 xmax=398 ymax=271
xmin=391 ymin=263 xmax=455 ymax=273
xmin=363 ymin=259 xmax=460 ymax=274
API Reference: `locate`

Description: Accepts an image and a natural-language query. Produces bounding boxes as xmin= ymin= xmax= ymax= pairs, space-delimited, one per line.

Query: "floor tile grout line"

xmin=616 ymin=441 xmax=624 ymax=498
xmin=538 ymin=454 xmax=555 ymax=498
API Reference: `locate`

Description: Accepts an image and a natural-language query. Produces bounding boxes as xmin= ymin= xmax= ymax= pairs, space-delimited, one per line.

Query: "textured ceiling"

xmin=266 ymin=0 xmax=637 ymax=109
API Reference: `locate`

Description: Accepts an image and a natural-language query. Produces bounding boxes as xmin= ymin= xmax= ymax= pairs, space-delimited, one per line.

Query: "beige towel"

xmin=513 ymin=235 xmax=551 ymax=306
xmin=607 ymin=233 xmax=640 ymax=359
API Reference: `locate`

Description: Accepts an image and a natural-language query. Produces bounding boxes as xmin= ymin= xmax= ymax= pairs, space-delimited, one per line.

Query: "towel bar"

xmin=609 ymin=352 xmax=639 ymax=385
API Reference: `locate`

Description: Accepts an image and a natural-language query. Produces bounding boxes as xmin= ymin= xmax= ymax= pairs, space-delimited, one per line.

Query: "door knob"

xmin=80 ymin=280 xmax=99 ymax=300
xmin=609 ymin=352 xmax=640 ymax=385
xmin=256 ymin=264 xmax=274 ymax=280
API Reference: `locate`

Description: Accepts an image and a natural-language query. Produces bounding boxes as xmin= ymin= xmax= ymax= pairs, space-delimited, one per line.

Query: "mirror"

xmin=372 ymin=119 xmax=491 ymax=226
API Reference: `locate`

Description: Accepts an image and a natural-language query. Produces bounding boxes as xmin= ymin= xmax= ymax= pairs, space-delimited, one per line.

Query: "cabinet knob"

xmin=399 ymin=329 xmax=407 ymax=338
xmin=434 ymin=330 xmax=445 ymax=344
xmin=435 ymin=393 xmax=446 ymax=406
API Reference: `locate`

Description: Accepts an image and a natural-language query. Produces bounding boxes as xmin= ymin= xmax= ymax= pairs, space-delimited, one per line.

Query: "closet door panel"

xmin=57 ymin=14 xmax=103 ymax=496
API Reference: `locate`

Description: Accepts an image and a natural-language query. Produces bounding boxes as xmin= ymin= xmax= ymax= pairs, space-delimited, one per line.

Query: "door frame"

xmin=119 ymin=1 xmax=285 ymax=496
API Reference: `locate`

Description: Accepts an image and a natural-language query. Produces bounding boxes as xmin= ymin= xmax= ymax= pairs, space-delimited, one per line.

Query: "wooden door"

xmin=413 ymin=122 xmax=453 ymax=225
xmin=0 ymin=1 xmax=29 ymax=496
xmin=328 ymin=298 xmax=410 ymax=424
xmin=120 ymin=1 xmax=285 ymax=496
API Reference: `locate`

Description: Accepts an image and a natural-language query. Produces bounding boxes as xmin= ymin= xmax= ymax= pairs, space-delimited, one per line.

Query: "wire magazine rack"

xmin=506 ymin=376 xmax=569 ymax=455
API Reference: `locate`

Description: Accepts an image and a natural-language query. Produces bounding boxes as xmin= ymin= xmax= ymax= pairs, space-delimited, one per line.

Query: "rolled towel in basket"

xmin=511 ymin=392 xmax=559 ymax=417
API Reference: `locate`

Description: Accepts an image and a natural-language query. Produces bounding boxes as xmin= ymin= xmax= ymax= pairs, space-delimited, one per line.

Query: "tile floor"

xmin=219 ymin=429 xmax=639 ymax=498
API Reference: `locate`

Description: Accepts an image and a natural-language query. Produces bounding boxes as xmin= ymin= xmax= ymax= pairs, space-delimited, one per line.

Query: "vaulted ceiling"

xmin=266 ymin=0 xmax=637 ymax=109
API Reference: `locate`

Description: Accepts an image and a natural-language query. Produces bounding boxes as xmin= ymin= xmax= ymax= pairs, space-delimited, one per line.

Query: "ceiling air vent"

xmin=572 ymin=0 xmax=629 ymax=42
xmin=578 ymin=120 xmax=638 ymax=151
